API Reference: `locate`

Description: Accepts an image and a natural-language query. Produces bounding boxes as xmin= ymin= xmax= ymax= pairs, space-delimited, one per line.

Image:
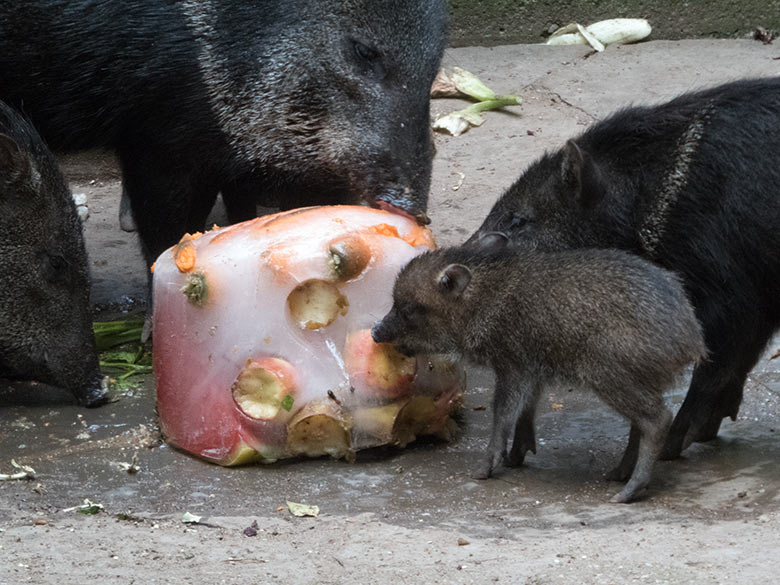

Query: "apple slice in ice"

xmin=287 ymin=279 xmax=349 ymax=330
xmin=345 ymin=329 xmax=417 ymax=400
xmin=232 ymin=357 xmax=298 ymax=421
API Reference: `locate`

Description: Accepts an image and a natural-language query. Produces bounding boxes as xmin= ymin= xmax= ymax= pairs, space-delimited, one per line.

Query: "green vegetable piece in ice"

xmin=181 ymin=272 xmax=209 ymax=306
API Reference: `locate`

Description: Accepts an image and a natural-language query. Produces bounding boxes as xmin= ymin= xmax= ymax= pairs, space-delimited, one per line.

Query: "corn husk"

xmin=546 ymin=19 xmax=652 ymax=51
xmin=433 ymin=96 xmax=522 ymax=137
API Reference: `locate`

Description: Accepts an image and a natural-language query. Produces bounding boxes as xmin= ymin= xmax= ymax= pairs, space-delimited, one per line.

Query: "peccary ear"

xmin=438 ymin=264 xmax=471 ymax=296
xmin=561 ymin=140 xmax=604 ymax=208
xmin=475 ymin=232 xmax=509 ymax=253
xmin=0 ymin=133 xmax=29 ymax=190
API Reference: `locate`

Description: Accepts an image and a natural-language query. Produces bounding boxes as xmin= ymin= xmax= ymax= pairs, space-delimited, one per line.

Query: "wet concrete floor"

xmin=2 ymin=353 xmax=778 ymax=533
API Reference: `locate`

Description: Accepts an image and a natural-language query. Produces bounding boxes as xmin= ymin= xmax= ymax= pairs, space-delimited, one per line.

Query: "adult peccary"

xmin=372 ymin=235 xmax=705 ymax=502
xmin=469 ymin=77 xmax=780 ymax=459
xmin=0 ymin=0 xmax=446 ymax=266
xmin=0 ymin=101 xmax=107 ymax=406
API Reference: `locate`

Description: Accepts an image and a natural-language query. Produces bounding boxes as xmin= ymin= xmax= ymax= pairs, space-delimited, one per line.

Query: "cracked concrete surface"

xmin=1 ymin=40 xmax=779 ymax=584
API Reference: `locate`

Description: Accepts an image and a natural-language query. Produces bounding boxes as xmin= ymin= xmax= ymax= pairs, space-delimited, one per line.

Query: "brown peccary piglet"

xmin=372 ymin=234 xmax=706 ymax=503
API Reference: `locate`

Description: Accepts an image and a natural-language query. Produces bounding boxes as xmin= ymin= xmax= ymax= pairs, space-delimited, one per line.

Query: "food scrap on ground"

xmin=545 ymin=18 xmax=652 ymax=51
xmin=63 ymin=499 xmax=104 ymax=515
xmin=431 ymin=67 xmax=522 ymax=136
xmin=0 ymin=459 xmax=36 ymax=481
xmin=93 ymin=319 xmax=151 ymax=388
xmin=286 ymin=501 xmax=319 ymax=518
xmin=181 ymin=512 xmax=202 ymax=524
xmin=112 ymin=452 xmax=140 ymax=474
xmin=753 ymin=27 xmax=777 ymax=44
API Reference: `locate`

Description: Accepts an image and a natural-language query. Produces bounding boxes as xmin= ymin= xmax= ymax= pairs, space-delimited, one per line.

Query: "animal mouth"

xmin=372 ymin=191 xmax=431 ymax=226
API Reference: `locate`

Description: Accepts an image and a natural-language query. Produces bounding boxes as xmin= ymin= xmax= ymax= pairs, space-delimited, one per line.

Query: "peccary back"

xmin=470 ymin=77 xmax=780 ymax=457
xmin=0 ymin=101 xmax=106 ymax=406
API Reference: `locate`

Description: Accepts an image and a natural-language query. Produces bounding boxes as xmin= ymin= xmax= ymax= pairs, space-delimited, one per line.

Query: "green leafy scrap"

xmin=93 ymin=320 xmax=152 ymax=385
xmin=93 ymin=319 xmax=145 ymax=351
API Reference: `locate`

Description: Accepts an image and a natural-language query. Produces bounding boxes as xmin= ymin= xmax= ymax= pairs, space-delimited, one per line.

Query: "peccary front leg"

xmin=474 ymin=369 xmax=537 ymax=479
xmin=120 ymin=151 xmax=220 ymax=266
xmin=221 ymin=179 xmax=261 ymax=226
xmin=119 ymin=186 xmax=137 ymax=232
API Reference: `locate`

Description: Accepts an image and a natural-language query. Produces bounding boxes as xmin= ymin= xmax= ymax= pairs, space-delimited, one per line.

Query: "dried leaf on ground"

xmin=181 ymin=512 xmax=202 ymax=524
xmin=287 ymin=501 xmax=320 ymax=517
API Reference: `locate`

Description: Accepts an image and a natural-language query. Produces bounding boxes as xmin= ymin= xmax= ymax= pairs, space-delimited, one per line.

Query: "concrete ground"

xmin=1 ymin=40 xmax=779 ymax=585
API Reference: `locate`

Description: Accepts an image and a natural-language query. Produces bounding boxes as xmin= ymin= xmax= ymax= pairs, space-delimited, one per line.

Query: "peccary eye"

xmin=510 ymin=214 xmax=532 ymax=232
xmin=353 ymin=40 xmax=376 ymax=61
xmin=350 ymin=39 xmax=385 ymax=78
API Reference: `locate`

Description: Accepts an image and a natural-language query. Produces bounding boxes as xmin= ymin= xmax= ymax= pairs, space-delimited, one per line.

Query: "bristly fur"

xmin=0 ymin=0 xmax=447 ymax=265
xmin=374 ymin=245 xmax=705 ymax=502
xmin=470 ymin=76 xmax=780 ymax=458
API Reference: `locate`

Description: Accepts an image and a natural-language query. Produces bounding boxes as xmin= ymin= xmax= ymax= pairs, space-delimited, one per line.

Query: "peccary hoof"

xmin=472 ymin=468 xmax=492 ymax=480
xmin=688 ymin=415 xmax=726 ymax=444
xmin=610 ymin=485 xmax=647 ymax=504
xmin=75 ymin=376 xmax=110 ymax=407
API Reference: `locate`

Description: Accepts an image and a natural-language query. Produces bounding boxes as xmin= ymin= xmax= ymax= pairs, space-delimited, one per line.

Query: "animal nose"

xmin=371 ymin=320 xmax=389 ymax=343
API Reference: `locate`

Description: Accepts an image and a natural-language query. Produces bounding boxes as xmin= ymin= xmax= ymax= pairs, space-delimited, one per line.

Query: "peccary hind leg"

xmin=605 ymin=424 xmax=641 ymax=482
xmin=593 ymin=379 xmax=672 ymax=503
xmin=612 ymin=409 xmax=672 ymax=503
xmin=661 ymin=320 xmax=774 ymax=460
xmin=505 ymin=404 xmax=538 ymax=467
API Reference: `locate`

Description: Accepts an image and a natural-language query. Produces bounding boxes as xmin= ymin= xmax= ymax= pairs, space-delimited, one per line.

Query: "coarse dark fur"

xmin=373 ymin=238 xmax=705 ymax=502
xmin=0 ymin=0 xmax=447 ymax=266
xmin=0 ymin=101 xmax=106 ymax=406
xmin=469 ymin=77 xmax=780 ymax=459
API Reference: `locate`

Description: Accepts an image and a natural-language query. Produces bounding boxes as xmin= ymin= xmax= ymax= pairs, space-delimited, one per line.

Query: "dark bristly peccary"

xmin=469 ymin=77 xmax=780 ymax=459
xmin=372 ymin=234 xmax=705 ymax=503
xmin=0 ymin=0 xmax=447 ymax=266
xmin=0 ymin=101 xmax=107 ymax=407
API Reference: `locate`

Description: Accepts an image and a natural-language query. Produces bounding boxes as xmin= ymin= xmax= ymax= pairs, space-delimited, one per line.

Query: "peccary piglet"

xmin=372 ymin=235 xmax=705 ymax=503
xmin=0 ymin=101 xmax=107 ymax=406
xmin=469 ymin=77 xmax=780 ymax=459
xmin=0 ymin=0 xmax=447 ymax=266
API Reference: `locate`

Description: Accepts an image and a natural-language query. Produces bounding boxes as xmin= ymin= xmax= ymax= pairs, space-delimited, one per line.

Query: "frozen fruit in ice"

xmin=287 ymin=279 xmax=349 ymax=330
xmin=328 ymin=235 xmax=372 ymax=281
xmin=345 ymin=329 xmax=417 ymax=400
xmin=231 ymin=357 xmax=298 ymax=421
xmin=287 ymin=398 xmax=353 ymax=460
